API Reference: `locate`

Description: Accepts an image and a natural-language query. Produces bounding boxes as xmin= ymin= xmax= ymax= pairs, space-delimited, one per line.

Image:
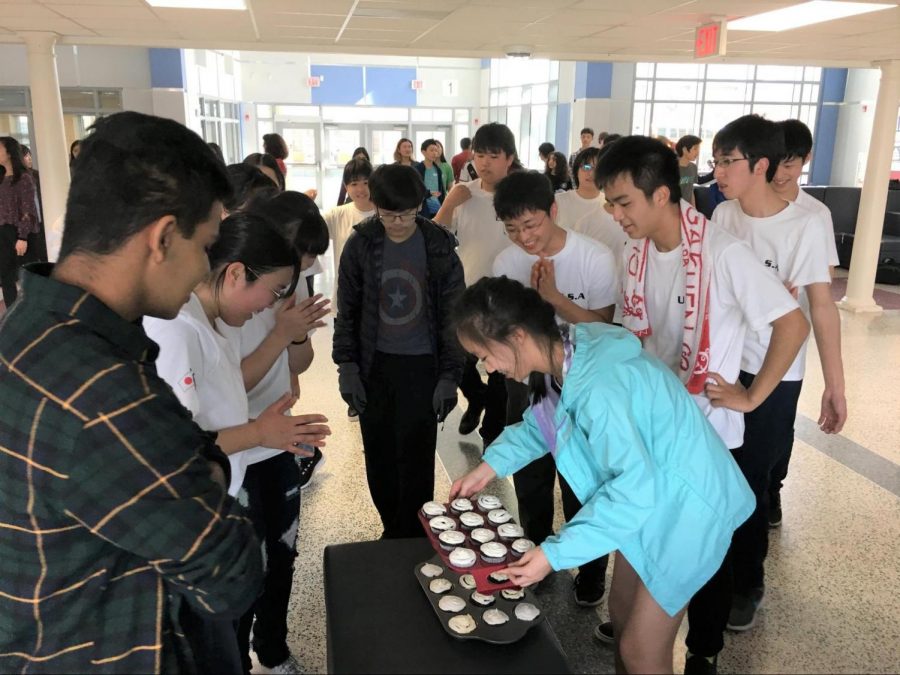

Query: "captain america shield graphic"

xmin=379 ymin=268 xmax=424 ymax=326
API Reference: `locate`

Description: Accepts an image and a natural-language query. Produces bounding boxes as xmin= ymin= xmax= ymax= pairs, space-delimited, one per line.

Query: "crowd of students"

xmin=0 ymin=107 xmax=844 ymax=675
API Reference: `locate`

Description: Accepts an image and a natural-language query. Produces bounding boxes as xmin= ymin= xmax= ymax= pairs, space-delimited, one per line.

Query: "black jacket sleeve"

xmin=434 ymin=229 xmax=465 ymax=384
xmin=332 ymin=231 xmax=365 ymax=367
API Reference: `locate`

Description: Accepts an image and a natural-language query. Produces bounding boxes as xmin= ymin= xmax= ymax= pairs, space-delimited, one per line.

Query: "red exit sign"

xmin=695 ymin=22 xmax=726 ymax=58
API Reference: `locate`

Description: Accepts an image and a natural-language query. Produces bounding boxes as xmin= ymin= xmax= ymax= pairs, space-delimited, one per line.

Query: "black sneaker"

xmin=458 ymin=403 xmax=484 ymax=435
xmin=726 ymin=586 xmax=765 ymax=631
xmin=592 ymin=621 xmax=614 ymax=644
xmin=684 ymin=653 xmax=718 ymax=675
xmin=297 ymin=448 xmax=325 ymax=490
xmin=573 ymin=573 xmax=605 ymax=607
xmin=768 ymin=491 xmax=782 ymax=528
xmin=347 ymin=405 xmax=359 ymax=422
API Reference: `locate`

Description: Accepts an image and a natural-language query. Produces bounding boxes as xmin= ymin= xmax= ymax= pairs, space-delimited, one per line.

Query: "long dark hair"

xmin=0 ymin=136 xmax=27 ymax=183
xmin=452 ymin=276 xmax=562 ymax=402
xmin=545 ymin=151 xmax=571 ymax=189
xmin=246 ymin=190 xmax=329 ymax=257
xmin=243 ymin=152 xmax=285 ymax=191
xmin=207 ymin=211 xmax=299 ymax=295
xmin=262 ymin=133 xmax=289 ymax=160
xmin=393 ymin=138 xmax=413 ymax=164
xmin=352 ymin=146 xmax=371 ymax=162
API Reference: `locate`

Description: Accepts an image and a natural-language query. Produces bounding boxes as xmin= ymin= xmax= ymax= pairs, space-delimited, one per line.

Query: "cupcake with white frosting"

xmin=459 ymin=511 xmax=485 ymax=529
xmin=459 ymin=574 xmax=477 ymax=590
xmin=420 ymin=563 xmax=443 ymax=578
xmin=470 ymin=528 xmax=496 ymax=544
xmin=477 ymin=494 xmax=502 ymax=512
xmin=429 ymin=578 xmax=452 ymax=594
xmin=479 ymin=541 xmax=508 ymax=564
xmin=422 ymin=501 xmax=446 ymax=517
xmin=501 ymin=588 xmax=525 ymax=601
xmin=448 ymin=547 xmax=476 ymax=568
xmin=438 ymin=530 xmax=466 ymax=551
xmin=429 ymin=516 xmax=456 ymax=533
xmin=487 ymin=509 xmax=512 ymax=525
xmin=470 ymin=591 xmax=495 ymax=607
xmin=438 ymin=595 xmax=466 ymax=613
xmin=450 ymin=497 xmax=474 ymax=514
xmin=511 ymin=538 xmax=535 ymax=557
xmin=497 ymin=523 xmax=525 ymax=541
xmin=483 ymin=608 xmax=509 ymax=626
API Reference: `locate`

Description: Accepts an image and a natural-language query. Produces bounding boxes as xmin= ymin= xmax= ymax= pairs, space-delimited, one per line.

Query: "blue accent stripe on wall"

xmin=311 ymin=65 xmax=365 ymax=106
xmin=574 ymin=62 xmax=588 ymax=100
xmin=149 ymin=48 xmax=184 ymax=89
xmin=585 ymin=62 xmax=613 ymax=99
xmin=810 ymin=68 xmax=847 ymax=185
xmin=481 ymin=58 xmax=491 ymax=69
xmin=366 ymin=67 xmax=416 ymax=107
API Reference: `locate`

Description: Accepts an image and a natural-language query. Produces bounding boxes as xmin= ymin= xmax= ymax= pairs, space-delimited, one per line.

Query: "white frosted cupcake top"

xmin=459 ymin=574 xmax=477 ymax=590
xmin=438 ymin=530 xmax=466 ymax=546
xmin=438 ymin=595 xmax=466 ymax=613
xmin=501 ymin=588 xmax=525 ymax=600
xmin=448 ymin=614 xmax=476 ymax=634
xmin=487 ymin=509 xmax=512 ymax=524
xmin=429 ymin=578 xmax=452 ymax=594
xmin=422 ymin=501 xmax=446 ymax=517
xmin=480 ymin=542 xmax=508 ymax=559
xmin=420 ymin=563 xmax=443 ymax=578
xmin=470 ymin=528 xmax=496 ymax=543
xmin=450 ymin=497 xmax=474 ymax=512
xmin=459 ymin=511 xmax=485 ymax=528
xmin=477 ymin=494 xmax=502 ymax=510
xmin=511 ymin=538 xmax=535 ymax=554
xmin=429 ymin=516 xmax=456 ymax=532
xmin=448 ymin=547 xmax=476 ymax=568
xmin=515 ymin=602 xmax=541 ymax=621
xmin=471 ymin=591 xmax=495 ymax=606
xmin=483 ymin=608 xmax=509 ymax=625
xmin=498 ymin=523 xmax=525 ymax=539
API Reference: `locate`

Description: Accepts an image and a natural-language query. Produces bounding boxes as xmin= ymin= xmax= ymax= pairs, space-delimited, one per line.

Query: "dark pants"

xmin=459 ymin=353 xmax=507 ymax=447
xmin=731 ymin=371 xmax=802 ymax=594
xmin=506 ymin=380 xmax=609 ymax=586
xmin=0 ymin=224 xmax=21 ymax=307
xmin=685 ymin=547 xmax=733 ymax=657
xmin=236 ymin=453 xmax=302 ymax=671
xmin=360 ymin=352 xmax=438 ymax=539
xmin=180 ymin=604 xmax=243 ymax=675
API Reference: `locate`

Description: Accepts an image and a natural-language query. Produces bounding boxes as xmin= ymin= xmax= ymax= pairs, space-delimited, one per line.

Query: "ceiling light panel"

xmin=728 ymin=1 xmax=895 ymax=32
xmin=146 ymin=0 xmax=247 ymax=9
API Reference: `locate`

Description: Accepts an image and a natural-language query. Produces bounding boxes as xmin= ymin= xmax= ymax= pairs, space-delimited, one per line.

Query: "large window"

xmin=633 ymin=63 xmax=822 ymax=179
xmin=199 ymin=97 xmax=241 ymax=164
xmin=488 ymin=59 xmax=560 ymax=169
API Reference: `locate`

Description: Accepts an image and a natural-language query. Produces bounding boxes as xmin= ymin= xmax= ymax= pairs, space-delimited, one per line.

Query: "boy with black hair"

xmin=569 ymin=127 xmax=594 ymax=172
xmin=676 ymin=135 xmax=702 ymax=205
xmin=596 ymin=134 xmax=809 ymax=673
xmin=451 ymin=137 xmax=472 ymax=183
xmin=711 ymin=114 xmax=845 ymax=631
xmin=538 ymin=141 xmax=555 ymax=170
xmin=333 ymin=164 xmax=464 ymax=539
xmin=414 ymin=138 xmax=446 ymax=218
xmin=0 ymin=111 xmax=262 ymax=673
xmin=492 ymin=170 xmax=617 ymax=607
xmin=435 ymin=122 xmax=520 ymax=446
xmin=555 ymin=146 xmax=606 ymax=229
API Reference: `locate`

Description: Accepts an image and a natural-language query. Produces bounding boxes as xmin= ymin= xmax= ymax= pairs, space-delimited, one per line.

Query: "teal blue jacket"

xmin=483 ymin=323 xmax=754 ymax=616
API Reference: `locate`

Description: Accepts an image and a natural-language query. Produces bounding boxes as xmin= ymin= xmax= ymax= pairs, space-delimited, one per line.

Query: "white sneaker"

xmin=252 ymin=655 xmax=301 ymax=674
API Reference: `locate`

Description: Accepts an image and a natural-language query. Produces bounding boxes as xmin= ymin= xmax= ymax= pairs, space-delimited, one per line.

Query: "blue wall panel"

xmin=310 ymin=65 xmax=364 ymax=106
xmin=574 ymin=61 xmax=613 ymax=100
xmin=366 ymin=67 xmax=416 ymax=107
xmin=149 ymin=48 xmax=185 ymax=89
xmin=810 ymin=68 xmax=848 ymax=185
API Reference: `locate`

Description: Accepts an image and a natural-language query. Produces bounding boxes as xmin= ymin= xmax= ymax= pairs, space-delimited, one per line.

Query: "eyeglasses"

xmin=580 ymin=163 xmax=595 ymax=171
xmin=708 ymin=157 xmax=749 ymax=170
xmin=378 ymin=208 xmax=418 ymax=225
xmin=504 ymin=212 xmax=548 ymax=239
xmin=245 ymin=265 xmax=291 ymax=301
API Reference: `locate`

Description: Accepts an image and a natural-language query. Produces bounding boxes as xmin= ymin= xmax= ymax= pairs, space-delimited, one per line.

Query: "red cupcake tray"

xmin=417 ymin=499 xmax=530 ymax=594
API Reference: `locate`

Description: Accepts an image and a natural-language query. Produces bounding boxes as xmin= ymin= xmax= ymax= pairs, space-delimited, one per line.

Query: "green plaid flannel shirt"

xmin=0 ymin=265 xmax=263 ymax=673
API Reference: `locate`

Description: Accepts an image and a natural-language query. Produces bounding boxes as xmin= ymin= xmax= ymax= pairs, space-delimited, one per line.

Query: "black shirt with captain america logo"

xmin=376 ymin=227 xmax=432 ymax=355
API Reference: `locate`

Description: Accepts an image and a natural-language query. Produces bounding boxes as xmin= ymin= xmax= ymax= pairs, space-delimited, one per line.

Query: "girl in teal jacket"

xmin=450 ymin=277 xmax=754 ymax=674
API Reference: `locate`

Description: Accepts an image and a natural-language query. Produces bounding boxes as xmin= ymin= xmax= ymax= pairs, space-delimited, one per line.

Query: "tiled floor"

xmin=283 ymin=296 xmax=900 ymax=674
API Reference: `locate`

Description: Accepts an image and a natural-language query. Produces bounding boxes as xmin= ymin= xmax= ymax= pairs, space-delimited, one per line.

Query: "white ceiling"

xmin=0 ymin=0 xmax=898 ymax=67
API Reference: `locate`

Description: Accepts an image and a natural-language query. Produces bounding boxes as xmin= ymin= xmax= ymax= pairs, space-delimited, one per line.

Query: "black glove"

xmin=338 ymin=362 xmax=367 ymax=414
xmin=432 ymin=377 xmax=458 ymax=423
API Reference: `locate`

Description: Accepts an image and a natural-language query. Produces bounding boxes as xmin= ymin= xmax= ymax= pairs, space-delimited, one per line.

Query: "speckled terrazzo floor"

xmin=280 ymin=303 xmax=900 ymax=675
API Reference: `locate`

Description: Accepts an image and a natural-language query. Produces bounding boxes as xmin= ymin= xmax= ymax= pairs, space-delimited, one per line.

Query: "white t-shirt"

xmin=554 ymin=190 xmax=605 ymax=230
xmin=795 ymin=189 xmax=840 ymax=267
xmin=145 ymin=293 xmax=268 ymax=496
xmin=323 ymin=202 xmax=376 ymax=273
xmin=573 ymin=208 xmax=630 ymax=323
xmin=492 ymin=230 xmax=618 ymax=325
xmin=713 ymin=199 xmax=831 ymax=380
xmin=451 ymin=178 xmax=511 ymax=287
xmin=640 ymin=226 xmax=800 ymax=448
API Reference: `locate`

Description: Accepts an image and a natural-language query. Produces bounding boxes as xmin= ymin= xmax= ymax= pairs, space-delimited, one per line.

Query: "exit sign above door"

xmin=694 ymin=22 xmax=726 ymax=58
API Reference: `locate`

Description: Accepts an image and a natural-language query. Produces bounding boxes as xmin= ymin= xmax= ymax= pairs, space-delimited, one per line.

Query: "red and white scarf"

xmin=622 ymin=202 xmax=712 ymax=395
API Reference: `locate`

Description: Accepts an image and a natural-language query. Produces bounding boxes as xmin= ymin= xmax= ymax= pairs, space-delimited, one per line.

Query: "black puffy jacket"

xmin=332 ymin=215 xmax=465 ymax=385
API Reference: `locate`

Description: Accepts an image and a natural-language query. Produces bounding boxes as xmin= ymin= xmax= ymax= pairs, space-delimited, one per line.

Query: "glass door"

xmin=322 ymin=125 xmax=363 ymax=208
xmin=367 ymin=125 xmax=406 ymax=167
xmin=277 ymin=123 xmax=320 ymax=199
xmin=411 ymin=125 xmax=452 ymax=163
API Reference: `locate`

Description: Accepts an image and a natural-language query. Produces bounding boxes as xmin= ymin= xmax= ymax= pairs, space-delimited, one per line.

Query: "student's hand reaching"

xmin=449 ymin=462 xmax=496 ymax=500
xmin=530 ymin=258 xmax=562 ymax=304
xmin=254 ymin=393 xmax=331 ymax=454
xmin=499 ymin=547 xmax=552 ymax=588
xmin=705 ymin=372 xmax=758 ymax=412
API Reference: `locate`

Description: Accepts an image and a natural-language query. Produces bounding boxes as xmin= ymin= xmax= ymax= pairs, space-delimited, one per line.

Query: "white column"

xmin=20 ymin=32 xmax=69 ymax=262
xmin=839 ymin=60 xmax=900 ymax=313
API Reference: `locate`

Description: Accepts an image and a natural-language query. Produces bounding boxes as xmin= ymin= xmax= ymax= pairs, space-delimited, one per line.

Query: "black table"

xmin=324 ymin=538 xmax=571 ymax=674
